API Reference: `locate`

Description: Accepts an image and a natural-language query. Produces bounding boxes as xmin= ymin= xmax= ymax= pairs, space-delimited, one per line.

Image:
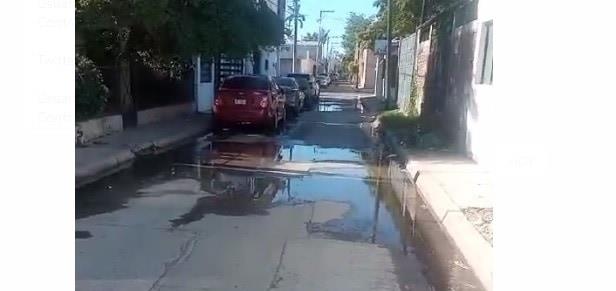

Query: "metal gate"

xmin=396 ymin=33 xmax=417 ymax=113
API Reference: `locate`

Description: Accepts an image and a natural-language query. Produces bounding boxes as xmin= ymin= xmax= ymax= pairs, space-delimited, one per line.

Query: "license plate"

xmin=234 ymin=99 xmax=246 ymax=105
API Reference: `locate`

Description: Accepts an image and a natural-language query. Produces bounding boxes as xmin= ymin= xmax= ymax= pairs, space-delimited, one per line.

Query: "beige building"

xmin=355 ymin=47 xmax=376 ymax=89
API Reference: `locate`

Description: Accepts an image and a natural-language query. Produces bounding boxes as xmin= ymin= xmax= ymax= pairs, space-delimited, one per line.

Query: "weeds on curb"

xmin=378 ymin=110 xmax=447 ymax=150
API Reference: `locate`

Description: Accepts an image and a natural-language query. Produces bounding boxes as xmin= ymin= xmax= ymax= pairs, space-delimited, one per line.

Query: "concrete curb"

xmin=75 ymin=149 xmax=135 ymax=188
xmin=151 ymin=127 xmax=210 ymax=153
xmin=75 ymin=124 xmax=210 ymax=188
xmin=381 ymin=130 xmax=492 ymax=291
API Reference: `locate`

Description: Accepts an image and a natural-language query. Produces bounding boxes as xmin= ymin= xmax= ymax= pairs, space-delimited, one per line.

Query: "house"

xmin=356 ymin=48 xmax=377 ymax=89
xmin=279 ymin=41 xmax=319 ymax=76
xmin=194 ymin=0 xmax=286 ymax=114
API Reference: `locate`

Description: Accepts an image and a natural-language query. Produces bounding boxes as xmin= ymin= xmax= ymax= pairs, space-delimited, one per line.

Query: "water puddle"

xmin=280 ymin=144 xmax=364 ymax=164
xmin=318 ymin=102 xmax=344 ymax=112
xmin=76 ymin=95 xmax=485 ymax=291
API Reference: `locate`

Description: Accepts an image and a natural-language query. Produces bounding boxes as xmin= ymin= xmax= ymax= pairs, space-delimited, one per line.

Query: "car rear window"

xmin=275 ymin=78 xmax=298 ymax=88
xmin=287 ymin=74 xmax=310 ymax=80
xmin=290 ymin=78 xmax=309 ymax=88
xmin=222 ymin=76 xmax=269 ymax=90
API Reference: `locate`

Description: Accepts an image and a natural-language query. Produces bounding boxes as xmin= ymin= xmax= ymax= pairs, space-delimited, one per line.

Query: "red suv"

xmin=213 ymin=75 xmax=286 ymax=132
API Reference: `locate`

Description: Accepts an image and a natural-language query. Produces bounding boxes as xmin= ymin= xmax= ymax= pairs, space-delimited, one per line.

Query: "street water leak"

xmin=76 ymin=98 xmax=484 ymax=290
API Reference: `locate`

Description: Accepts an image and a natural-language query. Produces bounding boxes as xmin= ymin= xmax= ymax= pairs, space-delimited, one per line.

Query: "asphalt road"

xmin=76 ymin=88 xmax=434 ymax=291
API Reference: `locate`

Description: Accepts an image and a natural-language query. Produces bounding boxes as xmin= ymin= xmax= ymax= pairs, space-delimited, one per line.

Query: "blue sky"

xmin=292 ymin=0 xmax=378 ymax=54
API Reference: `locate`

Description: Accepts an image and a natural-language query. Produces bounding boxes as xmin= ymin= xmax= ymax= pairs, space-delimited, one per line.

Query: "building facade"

xmin=279 ymin=41 xmax=319 ymax=76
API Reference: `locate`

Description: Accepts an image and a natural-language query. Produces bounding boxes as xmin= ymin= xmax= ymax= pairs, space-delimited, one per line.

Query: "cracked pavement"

xmin=76 ymin=90 xmax=434 ymax=291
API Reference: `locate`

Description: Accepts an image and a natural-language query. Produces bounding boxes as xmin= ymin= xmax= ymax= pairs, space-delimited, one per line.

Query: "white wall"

xmin=300 ymin=59 xmax=316 ymax=75
xmin=195 ymin=55 xmax=215 ymax=113
xmin=75 ymin=115 xmax=123 ymax=144
xmin=259 ymin=49 xmax=279 ymax=77
xmin=137 ymin=102 xmax=195 ymax=126
xmin=280 ymin=42 xmax=318 ymax=60
xmin=466 ymin=0 xmax=494 ymax=165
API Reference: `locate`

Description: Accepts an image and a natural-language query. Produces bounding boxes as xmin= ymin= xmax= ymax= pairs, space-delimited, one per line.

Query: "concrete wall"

xmin=397 ymin=34 xmax=417 ymax=112
xmin=280 ymin=42 xmax=318 ymax=60
xmin=358 ymin=49 xmax=376 ymax=89
xmin=375 ymin=57 xmax=385 ymax=100
xmin=415 ymin=41 xmax=431 ymax=114
xmin=419 ymin=0 xmax=494 ymax=166
xmin=136 ymin=102 xmax=196 ymax=126
xmin=280 ymin=42 xmax=319 ymax=76
xmin=280 ymin=59 xmax=293 ymax=76
xmin=464 ymin=0 xmax=494 ymax=165
xmin=259 ymin=49 xmax=279 ymax=77
xmin=76 ymin=115 xmax=123 ymax=145
xmin=300 ymin=59 xmax=316 ymax=75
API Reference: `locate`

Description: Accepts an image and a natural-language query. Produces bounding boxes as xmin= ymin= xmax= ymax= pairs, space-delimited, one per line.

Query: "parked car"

xmin=287 ymin=73 xmax=319 ymax=107
xmin=317 ymin=74 xmax=331 ymax=87
xmin=213 ymin=75 xmax=286 ymax=132
xmin=274 ymin=77 xmax=305 ymax=116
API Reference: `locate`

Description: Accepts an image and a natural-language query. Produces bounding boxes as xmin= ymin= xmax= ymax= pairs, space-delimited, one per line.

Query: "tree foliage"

xmin=77 ymin=0 xmax=283 ymax=65
xmin=302 ymin=29 xmax=329 ymax=43
xmin=76 ymin=52 xmax=109 ymax=120
xmin=341 ymin=13 xmax=373 ymax=56
xmin=371 ymin=0 xmax=423 ymax=39
xmin=285 ymin=0 xmax=305 ymax=40
xmin=76 ymin=0 xmax=284 ymax=115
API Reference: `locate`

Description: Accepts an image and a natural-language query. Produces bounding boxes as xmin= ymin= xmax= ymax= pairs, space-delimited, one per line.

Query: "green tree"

xmin=76 ymin=52 xmax=109 ymax=120
xmin=303 ymin=29 xmax=329 ymax=43
xmin=285 ymin=1 xmax=305 ymax=40
xmin=76 ymin=0 xmax=283 ymax=117
xmin=341 ymin=13 xmax=373 ymax=56
xmin=371 ymin=0 xmax=422 ymax=38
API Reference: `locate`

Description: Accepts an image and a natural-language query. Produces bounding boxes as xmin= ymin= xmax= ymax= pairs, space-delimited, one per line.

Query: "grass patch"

xmin=378 ymin=110 xmax=446 ymax=150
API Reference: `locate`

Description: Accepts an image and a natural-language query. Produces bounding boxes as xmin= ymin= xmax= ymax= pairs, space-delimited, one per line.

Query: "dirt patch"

xmin=462 ymin=207 xmax=493 ymax=245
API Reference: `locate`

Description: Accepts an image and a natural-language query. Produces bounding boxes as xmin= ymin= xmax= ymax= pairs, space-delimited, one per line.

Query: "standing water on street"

xmin=76 ymin=0 xmax=493 ymax=289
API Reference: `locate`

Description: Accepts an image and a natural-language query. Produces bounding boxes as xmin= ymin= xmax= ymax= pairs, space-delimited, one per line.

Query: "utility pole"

xmin=292 ymin=0 xmax=299 ymax=73
xmin=317 ymin=10 xmax=334 ymax=75
xmin=385 ymin=0 xmax=393 ymax=108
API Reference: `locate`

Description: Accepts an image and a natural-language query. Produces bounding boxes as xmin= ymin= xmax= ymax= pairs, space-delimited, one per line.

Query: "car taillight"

xmin=259 ymin=96 xmax=268 ymax=108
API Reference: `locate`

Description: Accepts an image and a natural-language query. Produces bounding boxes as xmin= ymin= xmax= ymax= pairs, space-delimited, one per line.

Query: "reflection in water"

xmin=202 ymin=138 xmax=283 ymax=169
xmin=77 ymin=131 xmax=483 ymax=291
xmin=318 ymin=103 xmax=343 ymax=112
xmin=170 ymin=170 xmax=285 ymax=228
xmin=280 ymin=144 xmax=364 ymax=164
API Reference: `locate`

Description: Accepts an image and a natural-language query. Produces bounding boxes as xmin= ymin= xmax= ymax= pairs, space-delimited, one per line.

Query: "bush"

xmin=378 ymin=110 xmax=446 ymax=149
xmin=76 ymin=53 xmax=109 ymax=121
xmin=379 ymin=110 xmax=420 ymax=145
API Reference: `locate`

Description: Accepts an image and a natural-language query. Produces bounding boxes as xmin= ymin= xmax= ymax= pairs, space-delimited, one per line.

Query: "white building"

xmin=279 ymin=41 xmax=319 ymax=76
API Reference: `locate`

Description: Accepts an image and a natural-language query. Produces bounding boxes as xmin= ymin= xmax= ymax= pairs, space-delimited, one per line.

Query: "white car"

xmin=317 ymin=74 xmax=331 ymax=87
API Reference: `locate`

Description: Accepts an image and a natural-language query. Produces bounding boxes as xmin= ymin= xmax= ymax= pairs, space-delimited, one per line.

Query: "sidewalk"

xmin=384 ymin=132 xmax=493 ymax=291
xmin=360 ymin=97 xmax=493 ymax=291
xmin=76 ymin=114 xmax=211 ymax=188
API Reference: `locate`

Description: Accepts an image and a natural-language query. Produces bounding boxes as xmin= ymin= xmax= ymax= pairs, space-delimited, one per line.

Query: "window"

xmin=221 ymin=76 xmax=269 ymax=90
xmin=477 ymin=20 xmax=493 ymax=85
xmin=275 ymin=77 xmax=298 ymax=89
xmin=265 ymin=59 xmax=269 ymax=71
xmin=200 ymin=57 xmax=211 ymax=83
